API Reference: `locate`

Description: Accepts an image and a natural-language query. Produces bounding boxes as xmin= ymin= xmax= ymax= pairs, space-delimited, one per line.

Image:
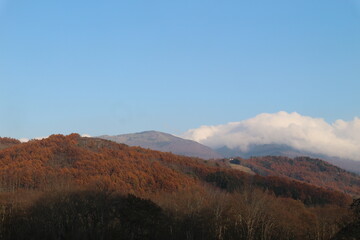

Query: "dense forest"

xmin=227 ymin=156 xmax=360 ymax=196
xmin=0 ymin=134 xmax=358 ymax=239
xmin=0 ymin=137 xmax=21 ymax=150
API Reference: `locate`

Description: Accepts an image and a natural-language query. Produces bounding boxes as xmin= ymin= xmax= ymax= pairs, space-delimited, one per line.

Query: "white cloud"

xmin=34 ymin=136 xmax=48 ymax=141
xmin=18 ymin=136 xmax=48 ymax=142
xmin=182 ymin=111 xmax=360 ymax=161
xmin=81 ymin=134 xmax=91 ymax=138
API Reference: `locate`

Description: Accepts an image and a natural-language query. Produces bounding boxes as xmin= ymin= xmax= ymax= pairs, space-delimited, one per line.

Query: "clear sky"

xmin=1 ymin=0 xmax=359 ymax=139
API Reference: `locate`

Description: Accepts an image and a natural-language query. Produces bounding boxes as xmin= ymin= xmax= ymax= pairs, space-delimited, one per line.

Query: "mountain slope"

xmin=0 ymin=134 xmax=202 ymax=193
xmin=216 ymin=144 xmax=360 ymax=174
xmin=99 ymin=131 xmax=222 ymax=159
xmin=227 ymin=156 xmax=360 ymax=196
xmin=216 ymin=144 xmax=303 ymax=159
xmin=0 ymin=134 xmax=350 ymax=206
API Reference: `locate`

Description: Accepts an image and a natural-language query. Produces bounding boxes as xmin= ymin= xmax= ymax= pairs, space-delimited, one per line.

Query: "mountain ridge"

xmin=99 ymin=130 xmax=360 ymax=174
xmin=0 ymin=133 xmax=351 ymax=206
xmin=99 ymin=131 xmax=222 ymax=159
xmin=0 ymin=134 xmax=354 ymax=240
xmin=215 ymin=144 xmax=360 ymax=174
xmin=0 ymin=137 xmax=21 ymax=150
xmin=226 ymin=155 xmax=360 ymax=196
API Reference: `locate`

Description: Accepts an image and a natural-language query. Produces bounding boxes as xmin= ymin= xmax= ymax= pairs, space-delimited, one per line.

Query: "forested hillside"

xmin=0 ymin=134 xmax=357 ymax=240
xmin=0 ymin=137 xmax=21 ymax=150
xmin=227 ymin=156 xmax=360 ymax=196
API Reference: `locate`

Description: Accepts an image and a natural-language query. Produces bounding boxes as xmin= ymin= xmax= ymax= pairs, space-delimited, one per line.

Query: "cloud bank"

xmin=19 ymin=136 xmax=48 ymax=143
xmin=182 ymin=112 xmax=360 ymax=161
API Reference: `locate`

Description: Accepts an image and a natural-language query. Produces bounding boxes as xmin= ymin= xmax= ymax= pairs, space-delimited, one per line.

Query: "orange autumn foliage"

xmin=0 ymin=134 xmax=352 ymax=206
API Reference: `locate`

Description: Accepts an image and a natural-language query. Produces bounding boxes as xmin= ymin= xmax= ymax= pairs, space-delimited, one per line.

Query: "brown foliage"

xmin=0 ymin=134 xmax=352 ymax=208
xmin=0 ymin=137 xmax=21 ymax=151
xmin=0 ymin=134 xmax=355 ymax=239
xmin=229 ymin=156 xmax=360 ymax=196
xmin=0 ymin=134 xmax=207 ymax=194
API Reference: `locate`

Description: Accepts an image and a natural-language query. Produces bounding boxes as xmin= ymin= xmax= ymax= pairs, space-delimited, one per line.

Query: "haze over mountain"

xmin=97 ymin=125 xmax=360 ymax=174
xmin=99 ymin=131 xmax=222 ymax=160
xmin=183 ymin=111 xmax=360 ymax=173
xmin=216 ymin=144 xmax=303 ymax=159
xmin=216 ymin=144 xmax=360 ymax=174
xmin=2 ymin=0 xmax=359 ymax=238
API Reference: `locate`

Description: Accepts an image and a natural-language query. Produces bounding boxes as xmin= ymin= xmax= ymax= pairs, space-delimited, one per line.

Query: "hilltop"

xmin=0 ymin=137 xmax=21 ymax=150
xmin=99 ymin=131 xmax=222 ymax=159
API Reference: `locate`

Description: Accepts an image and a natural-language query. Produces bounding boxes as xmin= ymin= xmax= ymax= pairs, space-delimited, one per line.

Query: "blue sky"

xmin=1 ymin=0 xmax=359 ymax=139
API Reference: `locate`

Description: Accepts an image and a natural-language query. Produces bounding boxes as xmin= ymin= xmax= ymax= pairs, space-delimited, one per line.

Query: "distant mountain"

xmin=227 ymin=156 xmax=360 ymax=196
xmin=215 ymin=144 xmax=360 ymax=175
xmin=99 ymin=131 xmax=222 ymax=159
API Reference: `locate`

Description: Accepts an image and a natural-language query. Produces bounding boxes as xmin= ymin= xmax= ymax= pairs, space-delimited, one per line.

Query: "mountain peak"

xmin=99 ymin=131 xmax=222 ymax=159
